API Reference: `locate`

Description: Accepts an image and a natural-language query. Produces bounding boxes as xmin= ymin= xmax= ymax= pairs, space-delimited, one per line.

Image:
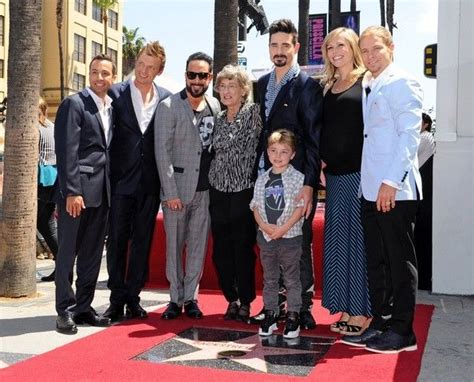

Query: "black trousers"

xmin=209 ymin=187 xmax=256 ymax=305
xmin=55 ymin=200 xmax=108 ymax=315
xmin=362 ymin=198 xmax=418 ymax=335
xmin=106 ymin=192 xmax=160 ymax=306
xmin=37 ymin=185 xmax=58 ymax=258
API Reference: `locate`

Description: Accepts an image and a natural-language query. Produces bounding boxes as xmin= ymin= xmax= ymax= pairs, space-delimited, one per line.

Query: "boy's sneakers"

xmin=283 ymin=311 xmax=301 ymax=339
xmin=258 ymin=310 xmax=278 ymax=336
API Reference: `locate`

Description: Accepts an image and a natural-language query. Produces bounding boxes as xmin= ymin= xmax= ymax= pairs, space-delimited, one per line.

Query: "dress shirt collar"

xmin=86 ymin=87 xmax=113 ymax=112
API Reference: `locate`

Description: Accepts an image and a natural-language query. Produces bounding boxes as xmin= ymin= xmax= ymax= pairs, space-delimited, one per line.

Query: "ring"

xmin=385 ymin=202 xmax=391 ymax=206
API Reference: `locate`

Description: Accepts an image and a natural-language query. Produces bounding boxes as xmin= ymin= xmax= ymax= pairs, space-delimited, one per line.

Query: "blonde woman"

xmin=319 ymin=28 xmax=371 ymax=335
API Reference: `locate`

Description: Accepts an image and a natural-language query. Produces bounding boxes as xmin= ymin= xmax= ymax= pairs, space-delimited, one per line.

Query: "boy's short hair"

xmin=267 ymin=129 xmax=296 ymax=152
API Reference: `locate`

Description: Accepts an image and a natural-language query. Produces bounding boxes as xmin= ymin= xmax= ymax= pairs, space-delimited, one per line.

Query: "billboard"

xmin=308 ymin=14 xmax=327 ymax=66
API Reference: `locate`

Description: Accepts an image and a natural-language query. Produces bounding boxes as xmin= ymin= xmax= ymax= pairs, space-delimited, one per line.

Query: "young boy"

xmin=250 ymin=129 xmax=305 ymax=339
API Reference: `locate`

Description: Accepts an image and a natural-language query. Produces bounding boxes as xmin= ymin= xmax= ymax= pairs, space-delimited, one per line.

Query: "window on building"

xmin=73 ymin=73 xmax=86 ymax=90
xmin=92 ymin=41 xmax=103 ymax=57
xmin=74 ymin=0 xmax=86 ymax=15
xmin=73 ymin=34 xmax=86 ymax=63
xmin=0 ymin=16 xmax=4 ymax=46
xmin=0 ymin=60 xmax=4 ymax=78
xmin=92 ymin=3 xmax=102 ymax=22
xmin=107 ymin=48 xmax=117 ymax=67
xmin=108 ymin=10 xmax=118 ymax=30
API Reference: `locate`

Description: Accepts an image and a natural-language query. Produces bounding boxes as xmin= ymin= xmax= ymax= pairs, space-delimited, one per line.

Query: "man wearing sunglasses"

xmin=252 ymin=19 xmax=323 ymax=330
xmin=155 ymin=52 xmax=221 ymax=320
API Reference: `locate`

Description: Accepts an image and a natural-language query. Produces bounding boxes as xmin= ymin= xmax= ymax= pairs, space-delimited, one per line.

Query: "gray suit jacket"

xmin=155 ymin=89 xmax=220 ymax=204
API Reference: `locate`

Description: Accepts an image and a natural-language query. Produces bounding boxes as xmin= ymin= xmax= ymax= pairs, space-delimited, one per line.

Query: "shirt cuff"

xmin=382 ymin=179 xmax=402 ymax=190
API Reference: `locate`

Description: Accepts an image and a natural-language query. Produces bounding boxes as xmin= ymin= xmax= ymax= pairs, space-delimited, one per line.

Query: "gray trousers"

xmin=163 ymin=190 xmax=210 ymax=306
xmin=257 ymin=231 xmax=302 ymax=313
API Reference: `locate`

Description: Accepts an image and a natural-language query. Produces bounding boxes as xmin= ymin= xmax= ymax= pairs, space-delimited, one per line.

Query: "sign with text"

xmin=308 ymin=14 xmax=327 ymax=66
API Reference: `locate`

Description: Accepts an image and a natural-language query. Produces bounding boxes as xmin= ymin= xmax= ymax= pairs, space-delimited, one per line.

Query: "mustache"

xmin=273 ymin=55 xmax=287 ymax=60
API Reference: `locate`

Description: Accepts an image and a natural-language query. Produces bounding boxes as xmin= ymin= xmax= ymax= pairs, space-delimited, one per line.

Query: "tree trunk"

xmin=213 ymin=0 xmax=238 ymax=95
xmin=380 ymin=0 xmax=386 ymax=27
xmin=298 ymin=0 xmax=310 ymax=66
xmin=350 ymin=0 xmax=356 ymax=12
xmin=56 ymin=0 xmax=65 ymax=100
xmin=102 ymin=8 xmax=109 ymax=53
xmin=0 ymin=0 xmax=42 ymax=297
xmin=387 ymin=0 xmax=395 ymax=34
xmin=329 ymin=0 xmax=341 ymax=31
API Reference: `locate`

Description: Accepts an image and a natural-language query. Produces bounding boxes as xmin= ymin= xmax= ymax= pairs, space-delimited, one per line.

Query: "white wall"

xmin=433 ymin=0 xmax=474 ymax=294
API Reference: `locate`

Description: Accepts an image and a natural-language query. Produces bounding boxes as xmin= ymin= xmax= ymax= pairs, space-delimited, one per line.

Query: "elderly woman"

xmin=209 ymin=64 xmax=262 ymax=321
xmin=320 ymin=27 xmax=371 ymax=335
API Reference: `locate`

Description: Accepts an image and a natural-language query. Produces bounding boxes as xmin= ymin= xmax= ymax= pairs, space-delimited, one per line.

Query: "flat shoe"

xmin=330 ymin=320 xmax=348 ymax=333
xmin=339 ymin=324 xmax=364 ymax=336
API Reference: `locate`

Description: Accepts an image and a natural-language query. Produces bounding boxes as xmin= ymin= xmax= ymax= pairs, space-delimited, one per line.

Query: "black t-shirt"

xmin=320 ymin=77 xmax=364 ymax=175
xmin=194 ymin=107 xmax=214 ymax=191
xmin=265 ymin=171 xmax=285 ymax=224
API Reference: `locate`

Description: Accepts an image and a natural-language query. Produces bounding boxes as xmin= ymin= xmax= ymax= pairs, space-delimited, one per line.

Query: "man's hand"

xmin=165 ymin=198 xmax=184 ymax=211
xmin=376 ymin=183 xmax=397 ymax=213
xmin=295 ymin=185 xmax=314 ymax=218
xmin=66 ymin=195 xmax=85 ymax=218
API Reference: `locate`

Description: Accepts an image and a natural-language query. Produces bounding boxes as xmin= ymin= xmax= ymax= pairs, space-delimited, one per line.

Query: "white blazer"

xmin=361 ymin=64 xmax=423 ymax=202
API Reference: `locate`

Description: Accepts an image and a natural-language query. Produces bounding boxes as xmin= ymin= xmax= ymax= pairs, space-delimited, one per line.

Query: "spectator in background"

xmin=319 ymin=27 xmax=371 ymax=336
xmin=37 ymin=97 xmax=58 ymax=282
xmin=209 ymin=64 xmax=262 ymax=322
xmin=415 ymin=112 xmax=435 ymax=290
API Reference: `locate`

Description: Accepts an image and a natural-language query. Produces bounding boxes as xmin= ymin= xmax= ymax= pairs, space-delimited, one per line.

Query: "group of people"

xmin=46 ymin=17 xmax=425 ymax=354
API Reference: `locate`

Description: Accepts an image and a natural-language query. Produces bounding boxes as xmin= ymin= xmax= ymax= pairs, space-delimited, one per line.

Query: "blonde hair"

xmin=137 ymin=41 xmax=166 ymax=71
xmin=267 ymin=129 xmax=296 ymax=152
xmin=321 ymin=27 xmax=365 ymax=87
xmin=38 ymin=96 xmax=48 ymax=119
xmin=359 ymin=26 xmax=394 ymax=61
xmin=214 ymin=64 xmax=252 ymax=102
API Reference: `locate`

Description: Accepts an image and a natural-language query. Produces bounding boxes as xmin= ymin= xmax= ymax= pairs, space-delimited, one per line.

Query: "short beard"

xmin=273 ymin=55 xmax=287 ymax=67
xmin=186 ymin=83 xmax=208 ymax=98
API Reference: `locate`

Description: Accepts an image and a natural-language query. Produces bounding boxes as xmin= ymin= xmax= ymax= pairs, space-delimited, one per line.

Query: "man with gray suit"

xmin=155 ymin=52 xmax=220 ymax=319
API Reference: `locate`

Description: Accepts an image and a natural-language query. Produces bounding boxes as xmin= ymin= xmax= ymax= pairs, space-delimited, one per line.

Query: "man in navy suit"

xmin=340 ymin=26 xmax=423 ymax=353
xmin=103 ymin=42 xmax=171 ymax=322
xmin=54 ymin=54 xmax=117 ymax=334
xmin=254 ymin=19 xmax=323 ymax=330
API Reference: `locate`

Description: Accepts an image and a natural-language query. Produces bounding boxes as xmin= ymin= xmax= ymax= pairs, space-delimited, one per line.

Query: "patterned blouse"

xmin=208 ymin=102 xmax=262 ymax=192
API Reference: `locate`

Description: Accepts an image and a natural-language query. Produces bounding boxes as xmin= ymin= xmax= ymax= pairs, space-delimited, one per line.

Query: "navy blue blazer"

xmin=257 ymin=71 xmax=323 ymax=189
xmin=54 ymin=88 xmax=111 ymax=208
xmin=108 ymin=80 xmax=171 ymax=196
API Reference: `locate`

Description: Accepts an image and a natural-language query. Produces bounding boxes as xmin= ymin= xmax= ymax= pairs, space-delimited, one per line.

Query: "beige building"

xmin=42 ymin=0 xmax=123 ymax=117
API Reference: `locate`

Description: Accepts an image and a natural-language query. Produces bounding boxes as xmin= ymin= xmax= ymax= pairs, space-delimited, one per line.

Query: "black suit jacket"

xmin=108 ymin=80 xmax=172 ymax=196
xmin=54 ymin=88 xmax=111 ymax=208
xmin=257 ymin=71 xmax=323 ymax=189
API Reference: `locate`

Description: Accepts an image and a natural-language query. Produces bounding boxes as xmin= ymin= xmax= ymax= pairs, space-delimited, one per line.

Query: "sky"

xmin=123 ymin=0 xmax=438 ymax=111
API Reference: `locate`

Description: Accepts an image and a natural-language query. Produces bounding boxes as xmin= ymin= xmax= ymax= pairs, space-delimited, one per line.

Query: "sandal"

xmin=236 ymin=304 xmax=250 ymax=323
xmin=339 ymin=324 xmax=364 ymax=336
xmin=330 ymin=320 xmax=348 ymax=333
xmin=224 ymin=301 xmax=239 ymax=320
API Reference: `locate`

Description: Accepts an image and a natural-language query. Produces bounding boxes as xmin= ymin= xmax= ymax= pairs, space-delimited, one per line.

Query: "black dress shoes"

xmin=56 ymin=313 xmax=78 ymax=335
xmin=161 ymin=302 xmax=182 ymax=320
xmin=103 ymin=303 xmax=125 ymax=322
xmin=41 ymin=270 xmax=55 ymax=282
xmin=340 ymin=327 xmax=384 ymax=347
xmin=365 ymin=329 xmax=417 ymax=354
xmin=184 ymin=300 xmax=203 ymax=319
xmin=126 ymin=303 xmax=148 ymax=319
xmin=299 ymin=310 xmax=316 ymax=329
xmin=73 ymin=310 xmax=111 ymax=327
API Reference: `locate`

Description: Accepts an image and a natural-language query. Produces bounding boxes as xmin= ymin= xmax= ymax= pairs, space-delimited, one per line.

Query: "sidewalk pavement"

xmin=1 ymin=256 xmax=473 ymax=381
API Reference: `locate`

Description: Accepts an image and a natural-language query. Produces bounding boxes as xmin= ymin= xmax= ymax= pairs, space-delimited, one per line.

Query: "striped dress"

xmin=320 ymin=78 xmax=371 ymax=316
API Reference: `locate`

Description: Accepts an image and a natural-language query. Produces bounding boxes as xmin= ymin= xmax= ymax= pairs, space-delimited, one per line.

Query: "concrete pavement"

xmin=0 ymin=256 xmax=473 ymax=381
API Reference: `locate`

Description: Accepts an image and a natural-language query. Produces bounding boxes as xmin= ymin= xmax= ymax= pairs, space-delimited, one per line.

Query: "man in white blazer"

xmin=340 ymin=26 xmax=423 ymax=354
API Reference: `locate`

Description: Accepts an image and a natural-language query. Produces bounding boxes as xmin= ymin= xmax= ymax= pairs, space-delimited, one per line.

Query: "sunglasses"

xmin=186 ymin=71 xmax=210 ymax=80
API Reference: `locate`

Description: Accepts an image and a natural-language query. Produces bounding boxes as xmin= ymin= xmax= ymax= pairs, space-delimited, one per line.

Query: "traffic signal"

xmin=424 ymin=44 xmax=437 ymax=78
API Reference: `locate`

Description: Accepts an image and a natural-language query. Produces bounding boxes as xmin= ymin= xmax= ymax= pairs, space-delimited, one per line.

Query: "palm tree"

xmin=213 ymin=0 xmax=238 ymax=90
xmin=56 ymin=0 xmax=65 ymax=100
xmin=328 ymin=0 xmax=341 ymax=31
xmin=386 ymin=0 xmax=396 ymax=34
xmin=93 ymin=0 xmax=118 ymax=54
xmin=298 ymin=0 xmax=310 ymax=66
xmin=380 ymin=0 xmax=386 ymax=27
xmin=122 ymin=26 xmax=146 ymax=78
xmin=350 ymin=0 xmax=356 ymax=12
xmin=0 ymin=0 xmax=42 ymax=297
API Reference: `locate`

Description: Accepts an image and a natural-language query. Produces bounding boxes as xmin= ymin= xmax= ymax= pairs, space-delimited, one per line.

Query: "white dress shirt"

xmin=130 ymin=77 xmax=159 ymax=134
xmin=86 ymin=87 xmax=113 ymax=145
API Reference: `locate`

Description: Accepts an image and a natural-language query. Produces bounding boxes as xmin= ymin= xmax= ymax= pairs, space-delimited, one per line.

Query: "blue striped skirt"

xmin=321 ymin=172 xmax=371 ymax=316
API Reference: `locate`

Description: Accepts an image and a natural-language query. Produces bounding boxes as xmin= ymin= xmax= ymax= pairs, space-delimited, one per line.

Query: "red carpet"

xmin=147 ymin=208 xmax=325 ymax=291
xmin=1 ymin=294 xmax=434 ymax=382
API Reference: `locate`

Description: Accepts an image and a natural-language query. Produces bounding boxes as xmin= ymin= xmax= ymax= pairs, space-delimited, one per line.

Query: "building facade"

xmin=41 ymin=0 xmax=123 ymax=116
